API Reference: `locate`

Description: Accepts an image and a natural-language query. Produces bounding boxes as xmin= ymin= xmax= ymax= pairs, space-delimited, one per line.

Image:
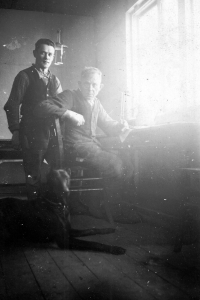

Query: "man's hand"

xmin=62 ymin=110 xmax=85 ymax=126
xmin=12 ymin=131 xmax=21 ymax=150
xmin=119 ymin=119 xmax=129 ymax=132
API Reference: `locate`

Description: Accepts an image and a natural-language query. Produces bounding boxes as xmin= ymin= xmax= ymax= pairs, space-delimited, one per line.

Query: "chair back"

xmin=54 ymin=118 xmax=64 ymax=169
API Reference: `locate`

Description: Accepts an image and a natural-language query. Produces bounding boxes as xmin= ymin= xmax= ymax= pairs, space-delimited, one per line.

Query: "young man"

xmin=4 ymin=38 xmax=62 ymax=199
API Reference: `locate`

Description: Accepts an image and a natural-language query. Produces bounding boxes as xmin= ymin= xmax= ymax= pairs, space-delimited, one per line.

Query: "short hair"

xmin=35 ymin=38 xmax=55 ymax=51
xmin=81 ymin=67 xmax=102 ymax=80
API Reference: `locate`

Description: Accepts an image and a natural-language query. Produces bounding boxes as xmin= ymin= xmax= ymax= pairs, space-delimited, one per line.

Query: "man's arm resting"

xmin=62 ymin=110 xmax=85 ymax=126
xmin=33 ymin=90 xmax=73 ymax=118
xmin=97 ymin=102 xmax=129 ymax=136
xmin=33 ymin=90 xmax=85 ymax=126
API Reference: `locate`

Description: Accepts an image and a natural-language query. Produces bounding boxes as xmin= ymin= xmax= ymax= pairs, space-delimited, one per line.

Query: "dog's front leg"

xmin=70 ymin=228 xmax=115 ymax=237
xmin=53 ymin=212 xmax=72 ymax=249
xmin=68 ymin=238 xmax=126 ymax=255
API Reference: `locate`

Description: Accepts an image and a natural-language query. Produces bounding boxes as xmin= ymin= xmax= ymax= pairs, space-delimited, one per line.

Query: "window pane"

xmin=128 ymin=0 xmax=199 ymax=125
xmin=135 ymin=0 xmax=180 ymax=124
xmin=193 ymin=0 xmax=200 ymax=104
xmin=161 ymin=0 xmax=180 ymax=112
xmin=136 ymin=5 xmax=160 ymax=125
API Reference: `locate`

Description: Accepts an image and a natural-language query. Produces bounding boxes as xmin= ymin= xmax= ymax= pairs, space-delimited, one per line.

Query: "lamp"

xmin=54 ymin=29 xmax=68 ymax=65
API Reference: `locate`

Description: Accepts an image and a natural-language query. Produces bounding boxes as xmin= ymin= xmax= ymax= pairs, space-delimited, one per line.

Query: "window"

xmin=126 ymin=0 xmax=200 ymax=125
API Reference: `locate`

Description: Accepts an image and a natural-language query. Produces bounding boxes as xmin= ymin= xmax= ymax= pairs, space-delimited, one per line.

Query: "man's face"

xmin=33 ymin=44 xmax=55 ymax=70
xmin=78 ymin=73 xmax=103 ymax=101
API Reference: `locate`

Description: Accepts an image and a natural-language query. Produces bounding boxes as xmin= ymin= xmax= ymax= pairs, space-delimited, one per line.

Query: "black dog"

xmin=0 ymin=169 xmax=125 ymax=255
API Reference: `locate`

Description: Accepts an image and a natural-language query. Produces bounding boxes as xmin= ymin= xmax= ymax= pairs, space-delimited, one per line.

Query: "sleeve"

xmin=97 ymin=102 xmax=121 ymax=136
xmin=33 ymin=90 xmax=74 ymax=118
xmin=4 ymin=71 xmax=29 ymax=133
xmin=54 ymin=76 xmax=63 ymax=95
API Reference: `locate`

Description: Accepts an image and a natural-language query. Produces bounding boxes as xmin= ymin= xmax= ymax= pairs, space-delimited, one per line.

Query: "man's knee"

xmin=108 ymin=157 xmax=125 ymax=178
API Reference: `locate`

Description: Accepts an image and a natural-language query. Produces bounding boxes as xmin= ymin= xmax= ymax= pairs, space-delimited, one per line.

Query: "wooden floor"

xmin=0 ymin=215 xmax=200 ymax=300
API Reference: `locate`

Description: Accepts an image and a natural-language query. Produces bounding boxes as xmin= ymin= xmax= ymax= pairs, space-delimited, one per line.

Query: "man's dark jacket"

xmin=4 ymin=66 xmax=62 ymax=150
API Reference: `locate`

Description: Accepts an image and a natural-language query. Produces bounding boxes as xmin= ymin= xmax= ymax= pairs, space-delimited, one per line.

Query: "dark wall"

xmin=0 ymin=0 xmax=99 ymax=16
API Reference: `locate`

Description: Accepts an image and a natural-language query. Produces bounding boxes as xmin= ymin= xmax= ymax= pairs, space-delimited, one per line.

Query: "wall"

xmin=93 ymin=0 xmax=137 ymax=120
xmin=0 ymin=8 xmax=95 ymax=139
xmin=0 ymin=0 xmax=99 ymax=17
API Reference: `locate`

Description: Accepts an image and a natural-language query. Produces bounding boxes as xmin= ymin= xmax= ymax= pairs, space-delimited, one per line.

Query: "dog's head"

xmin=46 ymin=169 xmax=71 ymax=205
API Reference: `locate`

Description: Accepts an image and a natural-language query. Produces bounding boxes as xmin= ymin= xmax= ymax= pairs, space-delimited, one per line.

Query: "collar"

xmin=32 ymin=64 xmax=52 ymax=79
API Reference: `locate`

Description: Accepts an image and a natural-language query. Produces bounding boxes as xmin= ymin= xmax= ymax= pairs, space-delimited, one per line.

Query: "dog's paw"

xmin=110 ymin=246 xmax=126 ymax=255
xmin=97 ymin=228 xmax=115 ymax=235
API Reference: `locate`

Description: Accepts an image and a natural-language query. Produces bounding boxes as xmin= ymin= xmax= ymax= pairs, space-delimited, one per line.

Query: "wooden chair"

xmin=53 ymin=118 xmax=114 ymax=226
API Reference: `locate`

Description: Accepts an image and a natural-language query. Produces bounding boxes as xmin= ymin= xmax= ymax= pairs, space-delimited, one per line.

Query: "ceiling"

xmin=0 ymin=0 xmax=101 ymax=16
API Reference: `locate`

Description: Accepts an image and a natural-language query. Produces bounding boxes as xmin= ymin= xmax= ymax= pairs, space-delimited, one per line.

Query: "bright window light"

xmin=126 ymin=0 xmax=200 ymax=125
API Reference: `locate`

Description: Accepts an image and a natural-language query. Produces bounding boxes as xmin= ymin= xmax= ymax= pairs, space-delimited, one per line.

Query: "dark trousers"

xmin=64 ymin=137 xmax=135 ymax=205
xmin=20 ymin=131 xmax=57 ymax=200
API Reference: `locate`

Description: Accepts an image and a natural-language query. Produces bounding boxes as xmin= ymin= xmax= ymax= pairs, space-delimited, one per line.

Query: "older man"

xmin=34 ymin=67 xmax=133 ymax=180
xmin=32 ymin=67 xmax=139 ymax=222
xmin=4 ymin=38 xmax=62 ymax=199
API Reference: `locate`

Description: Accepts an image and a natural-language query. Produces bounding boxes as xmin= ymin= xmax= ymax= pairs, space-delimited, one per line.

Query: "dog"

xmin=0 ymin=169 xmax=126 ymax=255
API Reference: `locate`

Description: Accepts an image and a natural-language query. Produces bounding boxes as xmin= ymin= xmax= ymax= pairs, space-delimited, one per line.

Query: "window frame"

xmin=126 ymin=0 xmax=198 ymax=124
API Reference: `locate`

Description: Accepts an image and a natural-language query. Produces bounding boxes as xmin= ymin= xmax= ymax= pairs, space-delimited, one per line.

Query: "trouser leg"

xmin=69 ymin=142 xmax=134 ymax=220
xmin=66 ymin=138 xmax=138 ymax=222
xmin=22 ymin=148 xmax=46 ymax=200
